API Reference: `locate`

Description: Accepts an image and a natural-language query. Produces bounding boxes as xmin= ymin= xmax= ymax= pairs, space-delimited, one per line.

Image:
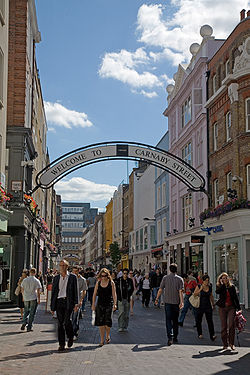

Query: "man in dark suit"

xmin=51 ymin=259 xmax=78 ymax=351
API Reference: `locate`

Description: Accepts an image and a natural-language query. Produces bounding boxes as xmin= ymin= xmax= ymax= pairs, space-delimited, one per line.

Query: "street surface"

xmin=0 ymin=296 xmax=249 ymax=375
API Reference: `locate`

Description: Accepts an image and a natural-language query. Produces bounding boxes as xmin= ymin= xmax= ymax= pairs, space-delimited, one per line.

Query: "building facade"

xmin=163 ymin=25 xmax=224 ymax=275
xmin=205 ymin=10 xmax=250 ymax=307
xmin=104 ymin=198 xmax=113 ymax=265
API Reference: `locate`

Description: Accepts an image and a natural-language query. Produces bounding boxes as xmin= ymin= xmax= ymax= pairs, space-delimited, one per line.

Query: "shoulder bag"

xmin=189 ymin=293 xmax=200 ymax=308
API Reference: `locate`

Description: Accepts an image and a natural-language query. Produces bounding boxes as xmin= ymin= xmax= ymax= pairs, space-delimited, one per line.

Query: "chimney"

xmin=247 ymin=10 xmax=250 ymax=17
xmin=240 ymin=9 xmax=246 ymax=20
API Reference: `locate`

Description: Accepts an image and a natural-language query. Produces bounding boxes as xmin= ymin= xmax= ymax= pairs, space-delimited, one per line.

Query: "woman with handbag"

xmin=193 ymin=274 xmax=216 ymax=341
xmin=15 ymin=270 xmax=29 ymax=319
xmin=216 ymin=272 xmax=241 ymax=350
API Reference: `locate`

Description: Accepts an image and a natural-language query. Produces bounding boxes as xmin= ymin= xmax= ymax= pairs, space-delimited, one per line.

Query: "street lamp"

xmin=143 ymin=217 xmax=156 ymax=221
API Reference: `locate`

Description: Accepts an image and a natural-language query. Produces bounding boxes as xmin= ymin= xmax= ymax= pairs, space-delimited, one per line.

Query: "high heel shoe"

xmin=99 ymin=342 xmax=104 ymax=347
xmin=106 ymin=337 xmax=111 ymax=344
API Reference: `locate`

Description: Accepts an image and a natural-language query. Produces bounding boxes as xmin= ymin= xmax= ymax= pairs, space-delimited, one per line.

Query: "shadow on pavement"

xmin=25 ymin=339 xmax=58 ymax=346
xmin=192 ymin=348 xmax=239 ymax=358
xmin=213 ymin=353 xmax=250 ymax=374
xmin=0 ymin=331 xmax=24 ymax=337
xmin=132 ymin=344 xmax=166 ymax=352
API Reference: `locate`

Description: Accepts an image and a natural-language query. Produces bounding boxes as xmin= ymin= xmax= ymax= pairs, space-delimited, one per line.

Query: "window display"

xmin=0 ymin=236 xmax=12 ymax=302
xmin=214 ymin=242 xmax=239 ymax=293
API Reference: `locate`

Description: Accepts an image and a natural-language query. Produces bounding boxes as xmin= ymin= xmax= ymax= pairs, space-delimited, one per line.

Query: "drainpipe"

xmin=205 ymin=70 xmax=211 ymax=208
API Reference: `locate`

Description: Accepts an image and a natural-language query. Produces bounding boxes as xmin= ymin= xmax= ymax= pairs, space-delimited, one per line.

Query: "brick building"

xmin=205 ymin=10 xmax=250 ymax=307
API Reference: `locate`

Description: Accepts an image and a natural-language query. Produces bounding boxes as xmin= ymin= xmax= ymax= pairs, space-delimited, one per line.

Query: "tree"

xmin=109 ymin=241 xmax=121 ymax=269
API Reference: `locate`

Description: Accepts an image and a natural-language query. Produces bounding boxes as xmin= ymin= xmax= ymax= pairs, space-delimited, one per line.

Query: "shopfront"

xmin=0 ymin=236 xmax=13 ymax=303
xmin=206 ymin=209 xmax=250 ymax=307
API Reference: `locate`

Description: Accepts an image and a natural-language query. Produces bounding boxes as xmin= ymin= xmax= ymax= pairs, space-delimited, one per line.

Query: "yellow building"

xmin=104 ymin=199 xmax=113 ymax=257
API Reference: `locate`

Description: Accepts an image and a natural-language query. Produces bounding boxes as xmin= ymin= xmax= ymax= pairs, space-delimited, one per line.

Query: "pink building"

xmin=163 ymin=25 xmax=224 ymax=275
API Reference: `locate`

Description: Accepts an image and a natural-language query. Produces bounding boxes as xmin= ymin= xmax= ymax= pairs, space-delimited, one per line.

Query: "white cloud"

xmin=137 ymin=1 xmax=249 ymax=64
xmin=55 ymin=177 xmax=116 ymax=202
xmin=140 ymin=90 xmax=158 ymax=98
xmin=48 ymin=127 xmax=56 ymax=133
xmin=99 ymin=47 xmax=163 ymax=90
xmin=44 ymin=102 xmax=93 ymax=129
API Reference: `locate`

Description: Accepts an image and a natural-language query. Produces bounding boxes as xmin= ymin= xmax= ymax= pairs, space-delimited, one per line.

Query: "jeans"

xmin=152 ymin=287 xmax=161 ymax=307
xmin=56 ymin=298 xmax=74 ymax=347
xmin=142 ymin=289 xmax=150 ymax=307
xmin=71 ymin=309 xmax=80 ymax=336
xmin=196 ymin=308 xmax=215 ymax=339
xmin=22 ymin=299 xmax=38 ymax=329
xmin=179 ymin=294 xmax=197 ymax=324
xmin=118 ymin=299 xmax=130 ymax=329
xmin=165 ymin=303 xmax=179 ymax=340
xmin=81 ymin=293 xmax=87 ymax=311
xmin=219 ymin=306 xmax=236 ymax=346
xmin=88 ymin=287 xmax=94 ymax=304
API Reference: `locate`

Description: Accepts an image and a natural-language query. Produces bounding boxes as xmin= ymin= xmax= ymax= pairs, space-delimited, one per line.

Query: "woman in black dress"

xmin=16 ymin=269 xmax=29 ymax=319
xmin=194 ymin=274 xmax=216 ymax=341
xmin=92 ymin=268 xmax=117 ymax=346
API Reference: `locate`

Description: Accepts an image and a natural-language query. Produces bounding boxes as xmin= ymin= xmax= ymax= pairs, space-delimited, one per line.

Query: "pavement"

xmin=0 ymin=296 xmax=249 ymax=375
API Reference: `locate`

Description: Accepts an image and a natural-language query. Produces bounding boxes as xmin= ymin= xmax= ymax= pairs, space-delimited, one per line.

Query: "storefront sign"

xmin=36 ymin=142 xmax=205 ymax=192
xmin=201 ymin=225 xmax=224 ymax=235
xmin=11 ymin=180 xmax=22 ymax=191
xmin=191 ymin=235 xmax=205 ymax=243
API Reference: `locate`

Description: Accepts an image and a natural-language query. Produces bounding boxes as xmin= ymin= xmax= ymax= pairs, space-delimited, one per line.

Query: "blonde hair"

xmin=97 ymin=268 xmax=112 ymax=282
xmin=217 ymin=272 xmax=232 ymax=287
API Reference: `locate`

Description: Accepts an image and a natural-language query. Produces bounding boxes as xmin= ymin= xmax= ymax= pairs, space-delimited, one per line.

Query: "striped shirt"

xmin=160 ymin=273 xmax=184 ymax=304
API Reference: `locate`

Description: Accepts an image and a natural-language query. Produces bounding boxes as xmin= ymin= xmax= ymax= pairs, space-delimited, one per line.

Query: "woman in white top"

xmin=141 ymin=273 xmax=151 ymax=308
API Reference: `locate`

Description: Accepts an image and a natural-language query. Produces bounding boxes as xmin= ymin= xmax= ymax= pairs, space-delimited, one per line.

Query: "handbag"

xmin=15 ymin=285 xmax=21 ymax=296
xmin=189 ymin=293 xmax=200 ymax=308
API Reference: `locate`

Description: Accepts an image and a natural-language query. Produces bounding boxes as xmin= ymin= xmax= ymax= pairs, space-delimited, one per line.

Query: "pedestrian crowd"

xmin=16 ymin=261 xmax=245 ymax=353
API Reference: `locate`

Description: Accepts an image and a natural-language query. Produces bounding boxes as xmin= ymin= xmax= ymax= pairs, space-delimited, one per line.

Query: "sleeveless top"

xmin=199 ymin=284 xmax=212 ymax=309
xmin=97 ymin=280 xmax=113 ymax=306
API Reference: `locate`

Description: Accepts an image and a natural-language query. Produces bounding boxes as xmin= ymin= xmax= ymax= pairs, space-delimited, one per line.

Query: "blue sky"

xmin=36 ymin=0 xmax=248 ymax=210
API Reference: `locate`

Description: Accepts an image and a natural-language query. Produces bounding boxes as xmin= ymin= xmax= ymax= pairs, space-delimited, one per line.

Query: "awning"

xmin=151 ymin=246 xmax=163 ymax=254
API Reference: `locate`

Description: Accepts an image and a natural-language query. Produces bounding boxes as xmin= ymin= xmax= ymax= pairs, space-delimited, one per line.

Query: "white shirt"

xmin=21 ymin=276 xmax=41 ymax=301
xmin=142 ymin=279 xmax=150 ymax=290
xmin=58 ymin=272 xmax=69 ymax=298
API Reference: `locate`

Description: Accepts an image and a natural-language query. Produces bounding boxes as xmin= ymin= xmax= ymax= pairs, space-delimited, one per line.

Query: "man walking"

xmin=71 ymin=265 xmax=88 ymax=338
xmin=151 ymin=268 xmax=163 ymax=308
xmin=51 ymin=260 xmax=78 ymax=351
xmin=178 ymin=271 xmax=197 ymax=327
xmin=116 ymin=268 xmax=134 ymax=332
xmin=155 ymin=263 xmax=184 ymax=346
xmin=21 ymin=268 xmax=41 ymax=332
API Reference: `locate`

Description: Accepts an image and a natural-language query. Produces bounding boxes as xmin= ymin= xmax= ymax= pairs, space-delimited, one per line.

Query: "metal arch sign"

xmin=34 ymin=141 xmax=206 ymax=192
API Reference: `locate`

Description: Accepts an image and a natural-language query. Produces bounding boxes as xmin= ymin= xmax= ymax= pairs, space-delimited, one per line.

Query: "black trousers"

xmin=56 ymin=298 xmax=74 ymax=347
xmin=196 ymin=307 xmax=215 ymax=339
xmin=142 ymin=289 xmax=151 ymax=307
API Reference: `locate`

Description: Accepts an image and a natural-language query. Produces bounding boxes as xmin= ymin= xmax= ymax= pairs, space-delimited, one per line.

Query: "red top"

xmin=225 ymin=289 xmax=232 ymax=306
xmin=185 ymin=279 xmax=197 ymax=295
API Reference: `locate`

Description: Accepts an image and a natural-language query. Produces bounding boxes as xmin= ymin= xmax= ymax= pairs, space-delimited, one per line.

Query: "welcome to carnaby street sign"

xmin=34 ymin=141 xmax=205 ymax=193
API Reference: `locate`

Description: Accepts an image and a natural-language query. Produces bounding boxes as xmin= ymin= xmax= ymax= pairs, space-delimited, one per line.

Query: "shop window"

xmin=213 ymin=123 xmax=218 ymax=151
xmin=226 ymin=112 xmax=232 ymax=141
xmin=214 ymin=242 xmax=239 ymax=293
xmin=181 ymin=95 xmax=192 ymax=128
xmin=0 ymin=236 xmax=12 ymax=302
xmin=246 ymin=98 xmax=250 ymax=132
xmin=182 ymin=193 xmax=192 ymax=232
xmin=214 ymin=179 xmax=219 ymax=206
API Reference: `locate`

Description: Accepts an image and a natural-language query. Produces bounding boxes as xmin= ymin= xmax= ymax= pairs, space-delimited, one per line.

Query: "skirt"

xmin=95 ymin=303 xmax=113 ymax=327
xmin=17 ymin=293 xmax=24 ymax=308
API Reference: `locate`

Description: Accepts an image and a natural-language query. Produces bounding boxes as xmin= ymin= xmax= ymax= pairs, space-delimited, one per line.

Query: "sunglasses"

xmin=129 ymin=273 xmax=133 ymax=275
xmin=123 ymin=272 xmax=128 ymax=275
xmin=101 ymin=274 xmax=108 ymax=278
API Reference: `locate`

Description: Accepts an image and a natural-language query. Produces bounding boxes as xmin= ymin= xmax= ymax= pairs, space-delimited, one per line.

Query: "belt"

xmin=58 ymin=297 xmax=67 ymax=300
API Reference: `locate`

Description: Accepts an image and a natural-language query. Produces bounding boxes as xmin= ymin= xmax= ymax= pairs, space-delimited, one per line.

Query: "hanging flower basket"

xmin=0 ymin=184 xmax=10 ymax=206
xmin=40 ymin=218 xmax=50 ymax=234
xmin=200 ymin=198 xmax=250 ymax=222
xmin=24 ymin=194 xmax=38 ymax=215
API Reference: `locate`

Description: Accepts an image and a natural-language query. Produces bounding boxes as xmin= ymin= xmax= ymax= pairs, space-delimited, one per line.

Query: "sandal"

xmin=106 ymin=337 xmax=111 ymax=344
xmin=99 ymin=342 xmax=104 ymax=347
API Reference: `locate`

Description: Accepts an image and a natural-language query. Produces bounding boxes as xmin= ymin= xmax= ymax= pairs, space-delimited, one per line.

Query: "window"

xmin=197 ymin=130 xmax=203 ymax=166
xmin=144 ymin=227 xmax=148 ymax=250
xmin=150 ymin=225 xmax=156 ymax=246
xmin=214 ymin=179 xmax=219 ymax=206
xmin=247 ymin=165 xmax=250 ymax=200
xmin=225 ymin=60 xmax=230 ymax=76
xmin=227 ymin=172 xmax=232 ymax=190
xmin=162 ymin=182 xmax=166 ymax=207
xmin=162 ymin=217 xmax=167 ymax=238
xmin=226 ymin=112 xmax=231 ymax=141
xmin=136 ymin=231 xmax=139 ymax=251
xmin=0 ymin=0 xmax=5 ymax=25
xmin=212 ymin=75 xmax=216 ymax=94
xmin=197 ymin=197 xmax=204 ymax=215
xmin=140 ymin=228 xmax=143 ymax=251
xmin=182 ymin=193 xmax=192 ymax=231
xmin=246 ymin=98 xmax=250 ymax=132
xmin=182 ymin=142 xmax=192 ymax=165
xmin=157 ymin=186 xmax=161 ymax=209
xmin=157 ymin=220 xmax=162 ymax=244
xmin=213 ymin=123 xmax=218 ymax=151
xmin=172 ymin=200 xmax=177 ymax=230
xmin=0 ymin=48 xmax=3 ymax=107
xmin=181 ymin=96 xmax=192 ymax=127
